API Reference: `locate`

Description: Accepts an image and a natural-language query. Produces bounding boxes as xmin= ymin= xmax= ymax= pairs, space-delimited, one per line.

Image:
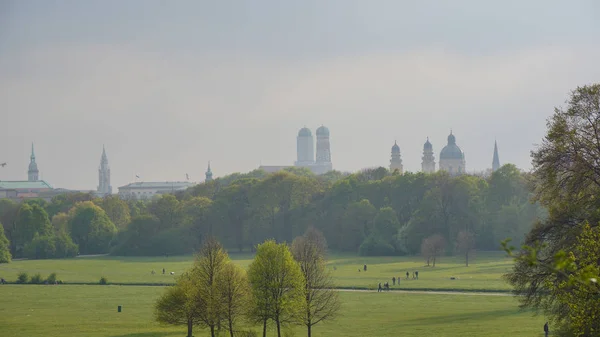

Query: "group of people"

xmin=377 ymin=271 xmax=420 ymax=292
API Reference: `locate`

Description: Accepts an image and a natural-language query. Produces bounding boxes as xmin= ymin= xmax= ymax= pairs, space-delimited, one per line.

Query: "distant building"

xmin=259 ymin=126 xmax=333 ymax=175
xmin=97 ymin=146 xmax=112 ymax=196
xmin=389 ymin=141 xmax=403 ymax=174
xmin=421 ymin=137 xmax=436 ymax=173
xmin=118 ymin=181 xmax=195 ymax=200
xmin=205 ymin=162 xmax=213 ymax=182
xmin=439 ymin=131 xmax=466 ymax=175
xmin=28 ymin=143 xmax=39 ymax=182
xmin=295 ymin=127 xmax=315 ymax=167
xmin=0 ymin=180 xmax=53 ymax=200
xmin=492 ymin=140 xmax=501 ymax=172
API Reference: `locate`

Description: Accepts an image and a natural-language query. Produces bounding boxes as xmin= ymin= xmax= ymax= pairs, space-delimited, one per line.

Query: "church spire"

xmin=492 ymin=140 xmax=500 ymax=172
xmin=28 ymin=142 xmax=39 ymax=181
xmin=205 ymin=161 xmax=213 ymax=182
xmin=98 ymin=146 xmax=112 ymax=195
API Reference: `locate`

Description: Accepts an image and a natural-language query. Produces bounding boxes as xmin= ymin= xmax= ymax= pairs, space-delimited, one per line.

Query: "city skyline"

xmin=1 ymin=1 xmax=599 ymax=190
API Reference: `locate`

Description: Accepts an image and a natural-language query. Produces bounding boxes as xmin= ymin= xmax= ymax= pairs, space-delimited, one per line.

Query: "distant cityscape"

xmin=0 ymin=127 xmax=501 ymax=202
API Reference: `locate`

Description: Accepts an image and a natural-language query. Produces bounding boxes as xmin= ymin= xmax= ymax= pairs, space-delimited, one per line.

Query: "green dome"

xmin=316 ymin=125 xmax=330 ymax=136
xmin=298 ymin=127 xmax=312 ymax=137
xmin=440 ymin=132 xmax=464 ymax=160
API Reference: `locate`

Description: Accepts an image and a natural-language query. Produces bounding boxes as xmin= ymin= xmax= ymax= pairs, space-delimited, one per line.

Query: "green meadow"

xmin=0 ymin=285 xmax=544 ymax=337
xmin=0 ymin=252 xmax=513 ymax=291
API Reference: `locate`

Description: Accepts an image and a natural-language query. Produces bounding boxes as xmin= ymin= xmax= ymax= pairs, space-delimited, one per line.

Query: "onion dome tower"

xmin=390 ymin=141 xmax=403 ymax=174
xmin=295 ymin=127 xmax=315 ymax=167
xmin=421 ymin=137 xmax=436 ymax=173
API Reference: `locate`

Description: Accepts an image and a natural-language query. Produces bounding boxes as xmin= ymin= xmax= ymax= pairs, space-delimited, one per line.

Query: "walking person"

xmin=392 ymin=276 xmax=396 ymax=286
xmin=378 ymin=283 xmax=382 ymax=293
xmin=544 ymin=322 xmax=549 ymax=337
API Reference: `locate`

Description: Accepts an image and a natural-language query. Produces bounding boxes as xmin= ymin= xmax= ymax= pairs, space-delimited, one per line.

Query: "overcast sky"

xmin=1 ymin=1 xmax=599 ymax=190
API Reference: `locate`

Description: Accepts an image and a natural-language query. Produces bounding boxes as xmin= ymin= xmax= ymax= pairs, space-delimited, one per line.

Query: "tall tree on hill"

xmin=248 ymin=239 xmax=305 ymax=337
xmin=97 ymin=195 xmax=131 ymax=229
xmin=505 ymin=84 xmax=600 ymax=334
xmin=292 ymin=228 xmax=340 ymax=337
xmin=149 ymin=194 xmax=183 ymax=231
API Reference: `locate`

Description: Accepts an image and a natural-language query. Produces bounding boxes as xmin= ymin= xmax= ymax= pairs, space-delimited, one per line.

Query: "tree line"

xmin=0 ymin=162 xmax=540 ymax=263
xmin=155 ymin=229 xmax=339 ymax=337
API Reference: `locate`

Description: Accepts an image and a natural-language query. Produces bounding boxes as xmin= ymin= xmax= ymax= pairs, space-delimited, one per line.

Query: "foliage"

xmin=0 ymin=224 xmax=11 ymax=263
xmin=155 ymin=272 xmax=203 ymax=337
xmin=216 ymin=262 xmax=251 ymax=337
xmin=248 ymin=240 xmax=305 ymax=337
xmin=291 ymin=228 xmax=340 ymax=337
xmin=504 ymin=84 xmax=600 ymax=336
xmin=455 ymin=230 xmax=476 ymax=267
xmin=97 ymin=195 xmax=131 ymax=229
xmin=68 ymin=201 xmax=117 ymax=254
xmin=17 ymin=272 xmax=29 ymax=284
xmin=30 ymin=272 xmax=43 ymax=284
xmin=13 ymin=203 xmax=53 ymax=257
xmin=46 ymin=272 xmax=58 ymax=284
xmin=99 ymin=276 xmax=108 ymax=285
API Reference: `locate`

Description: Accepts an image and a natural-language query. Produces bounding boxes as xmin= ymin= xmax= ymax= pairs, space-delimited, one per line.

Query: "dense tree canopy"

xmin=505 ymin=83 xmax=600 ymax=336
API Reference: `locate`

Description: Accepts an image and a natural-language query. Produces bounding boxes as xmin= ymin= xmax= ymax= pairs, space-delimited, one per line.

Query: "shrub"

xmin=99 ymin=276 xmax=108 ymax=285
xmin=46 ymin=272 xmax=58 ymax=284
xmin=359 ymin=236 xmax=396 ymax=256
xmin=16 ymin=272 xmax=29 ymax=284
xmin=30 ymin=273 xmax=43 ymax=284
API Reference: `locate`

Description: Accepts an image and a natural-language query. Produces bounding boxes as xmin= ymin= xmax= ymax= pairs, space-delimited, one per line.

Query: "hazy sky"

xmin=1 ymin=1 xmax=599 ymax=190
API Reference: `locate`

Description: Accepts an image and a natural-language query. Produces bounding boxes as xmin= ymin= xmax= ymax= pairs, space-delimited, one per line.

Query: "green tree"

xmin=0 ymin=199 xmax=19 ymax=254
xmin=216 ymin=262 xmax=250 ymax=337
xmin=110 ymin=215 xmax=160 ymax=255
xmin=68 ymin=201 xmax=116 ymax=254
xmin=505 ymin=83 xmax=600 ymax=334
xmin=291 ymin=228 xmax=340 ymax=337
xmin=13 ymin=203 xmax=53 ymax=256
xmin=248 ymin=239 xmax=305 ymax=337
xmin=190 ymin=237 xmax=229 ymax=337
xmin=155 ymin=271 xmax=203 ymax=337
xmin=339 ymin=200 xmax=376 ymax=252
xmin=97 ymin=195 xmax=131 ymax=229
xmin=149 ymin=194 xmax=182 ymax=231
xmin=181 ymin=196 xmax=213 ymax=240
xmin=0 ymin=224 xmax=11 ymax=263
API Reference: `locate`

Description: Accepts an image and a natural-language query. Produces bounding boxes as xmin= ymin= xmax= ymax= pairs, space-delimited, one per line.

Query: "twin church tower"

xmin=295 ymin=126 xmax=333 ymax=175
xmin=390 ymin=131 xmax=501 ymax=175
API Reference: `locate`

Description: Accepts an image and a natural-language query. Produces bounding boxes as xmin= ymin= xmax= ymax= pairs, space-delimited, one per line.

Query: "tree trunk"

xmin=229 ymin=319 xmax=234 ymax=337
xmin=210 ymin=325 xmax=215 ymax=337
xmin=433 ymin=256 xmax=436 ymax=267
xmin=263 ymin=319 xmax=267 ymax=337
xmin=276 ymin=318 xmax=281 ymax=337
xmin=465 ymin=250 xmax=469 ymax=267
xmin=187 ymin=319 xmax=193 ymax=337
xmin=308 ymin=324 xmax=312 ymax=337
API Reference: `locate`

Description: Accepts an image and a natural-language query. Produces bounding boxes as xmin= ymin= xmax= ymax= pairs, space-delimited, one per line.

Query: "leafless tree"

xmin=291 ymin=228 xmax=340 ymax=337
xmin=421 ymin=234 xmax=446 ymax=267
xmin=455 ymin=230 xmax=476 ymax=267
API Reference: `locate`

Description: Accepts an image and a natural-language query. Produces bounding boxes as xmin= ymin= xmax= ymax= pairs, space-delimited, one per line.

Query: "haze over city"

xmin=1 ymin=0 xmax=599 ymax=190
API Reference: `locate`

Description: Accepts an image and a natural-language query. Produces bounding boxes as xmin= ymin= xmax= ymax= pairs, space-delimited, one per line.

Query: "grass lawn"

xmin=0 ymin=285 xmax=545 ymax=337
xmin=0 ymin=252 xmax=513 ymax=291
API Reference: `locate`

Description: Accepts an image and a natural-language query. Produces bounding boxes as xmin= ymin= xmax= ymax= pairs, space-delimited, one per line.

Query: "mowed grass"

xmin=0 ymin=285 xmax=545 ymax=337
xmin=0 ymin=252 xmax=513 ymax=291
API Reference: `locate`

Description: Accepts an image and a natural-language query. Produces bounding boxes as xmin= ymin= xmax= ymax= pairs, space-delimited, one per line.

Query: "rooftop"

xmin=118 ymin=181 xmax=196 ymax=189
xmin=0 ymin=180 xmax=53 ymax=190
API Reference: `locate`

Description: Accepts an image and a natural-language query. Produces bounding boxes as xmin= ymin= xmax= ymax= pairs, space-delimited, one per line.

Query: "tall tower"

xmin=205 ymin=162 xmax=213 ymax=182
xmin=390 ymin=141 xmax=403 ymax=174
xmin=98 ymin=145 xmax=112 ymax=196
xmin=295 ymin=127 xmax=314 ymax=167
xmin=315 ymin=125 xmax=332 ymax=174
xmin=421 ymin=137 xmax=436 ymax=173
xmin=439 ymin=130 xmax=466 ymax=175
xmin=492 ymin=140 xmax=500 ymax=172
xmin=28 ymin=143 xmax=39 ymax=181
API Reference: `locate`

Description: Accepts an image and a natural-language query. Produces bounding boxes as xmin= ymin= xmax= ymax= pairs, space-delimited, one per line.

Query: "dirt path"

xmin=336 ymin=288 xmax=513 ymax=296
